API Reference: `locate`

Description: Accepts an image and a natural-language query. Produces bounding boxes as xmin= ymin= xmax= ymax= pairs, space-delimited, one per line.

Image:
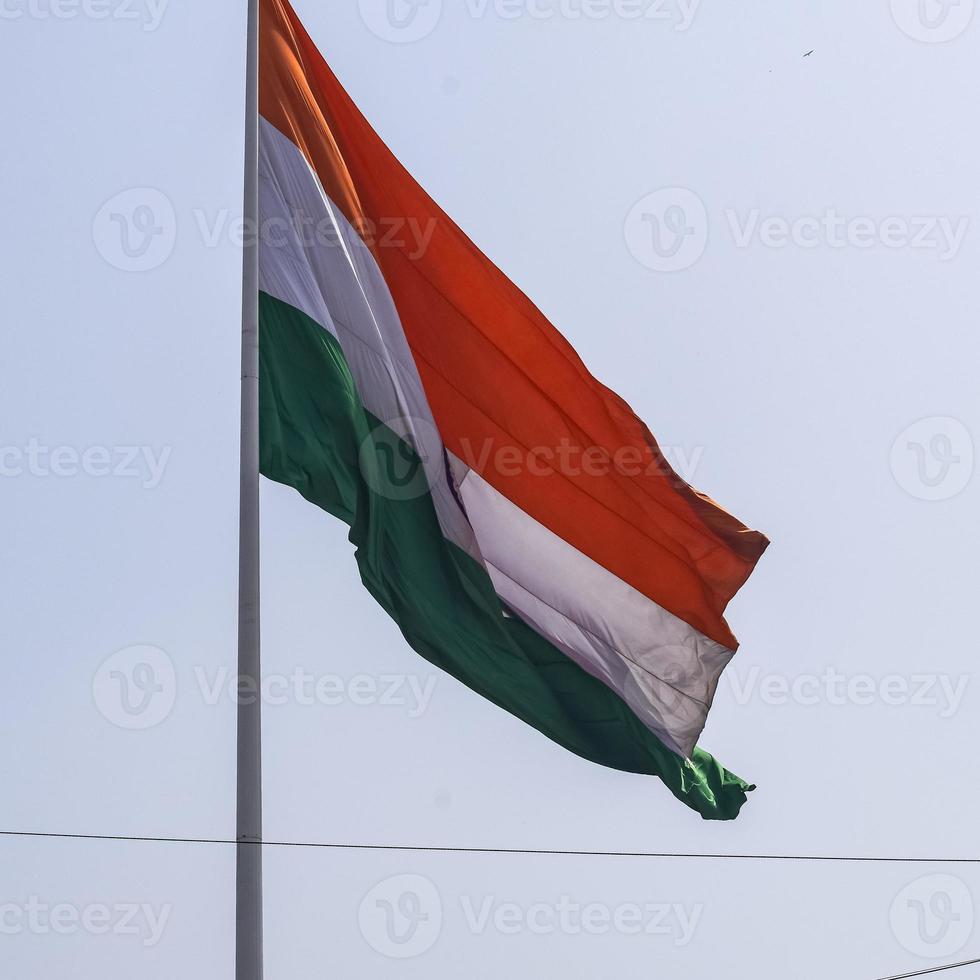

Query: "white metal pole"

xmin=236 ymin=0 xmax=262 ymax=977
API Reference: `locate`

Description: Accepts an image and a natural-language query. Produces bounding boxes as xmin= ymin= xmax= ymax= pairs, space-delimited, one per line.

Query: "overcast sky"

xmin=1 ymin=0 xmax=979 ymax=976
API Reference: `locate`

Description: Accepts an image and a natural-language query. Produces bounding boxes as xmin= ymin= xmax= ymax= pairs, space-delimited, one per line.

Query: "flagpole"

xmin=237 ymin=0 xmax=262 ymax=977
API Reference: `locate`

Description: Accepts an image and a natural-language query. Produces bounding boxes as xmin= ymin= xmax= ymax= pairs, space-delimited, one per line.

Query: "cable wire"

xmin=878 ymin=958 xmax=980 ymax=979
xmin=1 ymin=830 xmax=978 ymax=863
xmin=3 ymin=831 xmax=977 ymax=977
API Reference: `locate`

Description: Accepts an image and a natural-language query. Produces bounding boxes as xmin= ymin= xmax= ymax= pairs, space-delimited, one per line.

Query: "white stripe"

xmin=258 ymin=115 xmax=733 ymax=759
xmin=258 ymin=117 xmax=476 ymax=556
xmin=452 ymin=459 xmax=734 ymax=759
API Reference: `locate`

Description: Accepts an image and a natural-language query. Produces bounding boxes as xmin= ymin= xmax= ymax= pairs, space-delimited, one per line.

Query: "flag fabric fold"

xmin=257 ymin=0 xmax=769 ymax=819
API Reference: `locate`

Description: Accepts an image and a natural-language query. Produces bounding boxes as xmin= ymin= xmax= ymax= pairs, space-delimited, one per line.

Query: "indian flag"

xmin=258 ymin=0 xmax=769 ymax=819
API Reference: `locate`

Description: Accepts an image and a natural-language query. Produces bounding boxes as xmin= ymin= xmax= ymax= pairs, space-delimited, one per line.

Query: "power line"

xmin=878 ymin=958 xmax=980 ymax=979
xmin=3 ymin=831 xmax=976 ymax=978
xmin=0 ymin=830 xmax=978 ymax=864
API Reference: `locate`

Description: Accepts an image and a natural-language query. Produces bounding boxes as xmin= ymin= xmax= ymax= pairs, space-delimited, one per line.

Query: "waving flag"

xmin=258 ymin=0 xmax=769 ymax=819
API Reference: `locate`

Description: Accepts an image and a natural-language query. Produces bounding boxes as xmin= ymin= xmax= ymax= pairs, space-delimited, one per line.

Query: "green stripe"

xmin=258 ymin=290 xmax=754 ymax=820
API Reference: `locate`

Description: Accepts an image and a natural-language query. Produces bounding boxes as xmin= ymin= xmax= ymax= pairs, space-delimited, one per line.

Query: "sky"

xmin=1 ymin=0 xmax=978 ymax=977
